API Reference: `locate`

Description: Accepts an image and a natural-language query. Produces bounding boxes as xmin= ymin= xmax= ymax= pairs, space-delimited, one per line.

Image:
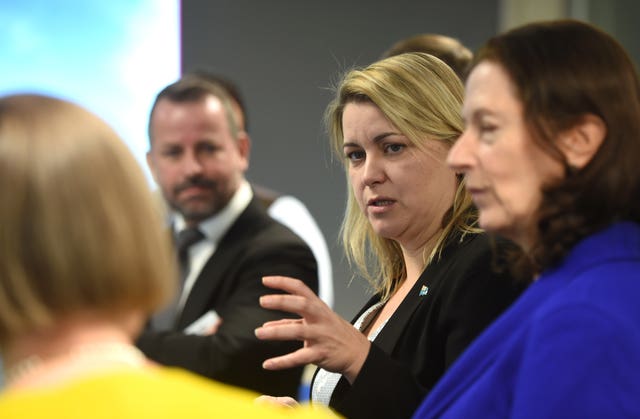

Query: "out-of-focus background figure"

xmin=186 ymin=71 xmax=333 ymax=308
xmin=137 ymin=76 xmax=319 ymax=398
xmin=381 ymin=33 xmax=473 ymax=79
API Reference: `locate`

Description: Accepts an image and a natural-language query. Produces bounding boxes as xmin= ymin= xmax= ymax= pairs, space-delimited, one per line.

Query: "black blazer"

xmin=137 ymin=195 xmax=318 ymax=397
xmin=315 ymin=233 xmax=524 ymax=419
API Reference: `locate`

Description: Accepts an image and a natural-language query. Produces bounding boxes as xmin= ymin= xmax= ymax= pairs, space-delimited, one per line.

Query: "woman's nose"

xmin=362 ymin=156 xmax=385 ymax=187
xmin=447 ymin=130 xmax=474 ymax=173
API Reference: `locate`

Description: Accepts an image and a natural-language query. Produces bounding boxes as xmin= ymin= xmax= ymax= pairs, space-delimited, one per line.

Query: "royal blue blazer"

xmin=413 ymin=222 xmax=640 ymax=419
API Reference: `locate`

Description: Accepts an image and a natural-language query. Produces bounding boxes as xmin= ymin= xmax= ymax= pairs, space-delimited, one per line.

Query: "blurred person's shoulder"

xmin=0 ymin=367 xmax=337 ymax=418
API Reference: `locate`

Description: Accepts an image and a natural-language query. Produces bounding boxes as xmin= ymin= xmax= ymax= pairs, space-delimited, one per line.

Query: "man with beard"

xmin=136 ymin=75 xmax=319 ymax=398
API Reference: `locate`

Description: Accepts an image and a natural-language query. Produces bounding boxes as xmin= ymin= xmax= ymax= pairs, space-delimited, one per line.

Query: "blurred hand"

xmin=254 ymin=395 xmax=299 ymax=409
xmin=255 ymin=276 xmax=371 ymax=383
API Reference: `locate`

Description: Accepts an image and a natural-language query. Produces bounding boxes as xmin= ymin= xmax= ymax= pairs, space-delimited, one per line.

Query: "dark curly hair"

xmin=471 ymin=19 xmax=640 ymax=279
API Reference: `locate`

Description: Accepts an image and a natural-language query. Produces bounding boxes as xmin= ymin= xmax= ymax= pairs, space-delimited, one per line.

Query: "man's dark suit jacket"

xmin=314 ymin=233 xmax=524 ymax=419
xmin=137 ymin=195 xmax=318 ymax=397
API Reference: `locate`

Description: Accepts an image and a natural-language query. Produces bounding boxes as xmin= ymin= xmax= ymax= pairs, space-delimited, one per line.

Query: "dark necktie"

xmin=152 ymin=227 xmax=205 ymax=331
xmin=176 ymin=227 xmax=206 ymax=285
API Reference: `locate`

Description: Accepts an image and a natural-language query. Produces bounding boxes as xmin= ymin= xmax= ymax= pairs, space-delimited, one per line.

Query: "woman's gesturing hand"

xmin=255 ymin=276 xmax=371 ymax=384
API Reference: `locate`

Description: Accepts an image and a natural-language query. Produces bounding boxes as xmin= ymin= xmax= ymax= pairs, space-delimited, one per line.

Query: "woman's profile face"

xmin=342 ymin=101 xmax=457 ymax=250
xmin=447 ymin=61 xmax=564 ymax=249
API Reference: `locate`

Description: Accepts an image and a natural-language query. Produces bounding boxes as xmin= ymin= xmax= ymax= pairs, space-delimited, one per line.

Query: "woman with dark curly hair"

xmin=413 ymin=19 xmax=640 ymax=418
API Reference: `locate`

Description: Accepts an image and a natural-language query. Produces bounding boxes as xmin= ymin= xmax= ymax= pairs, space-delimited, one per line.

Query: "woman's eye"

xmin=385 ymin=143 xmax=405 ymax=153
xmin=478 ymin=123 xmax=498 ymax=143
xmin=480 ymin=124 xmax=497 ymax=133
xmin=346 ymin=150 xmax=365 ymax=161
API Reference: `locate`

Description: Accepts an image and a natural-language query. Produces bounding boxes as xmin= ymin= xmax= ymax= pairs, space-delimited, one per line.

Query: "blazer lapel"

xmin=373 ymin=262 xmax=441 ymax=353
xmin=176 ymin=241 xmax=239 ymax=329
xmin=176 ymin=196 xmax=270 ymax=329
xmin=374 ymin=234 xmax=465 ymax=353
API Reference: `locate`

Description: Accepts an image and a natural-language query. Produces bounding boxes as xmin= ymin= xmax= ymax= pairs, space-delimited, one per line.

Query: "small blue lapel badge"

xmin=419 ymin=285 xmax=429 ymax=296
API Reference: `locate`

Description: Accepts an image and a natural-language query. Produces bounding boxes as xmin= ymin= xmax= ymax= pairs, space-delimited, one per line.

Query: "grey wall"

xmin=181 ymin=0 xmax=499 ymax=318
xmin=587 ymin=0 xmax=640 ymax=67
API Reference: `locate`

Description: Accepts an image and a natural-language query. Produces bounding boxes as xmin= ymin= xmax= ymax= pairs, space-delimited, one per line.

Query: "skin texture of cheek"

xmin=477 ymin=197 xmax=513 ymax=237
xmin=351 ymin=181 xmax=367 ymax=212
xmin=484 ymin=177 xmax=542 ymax=247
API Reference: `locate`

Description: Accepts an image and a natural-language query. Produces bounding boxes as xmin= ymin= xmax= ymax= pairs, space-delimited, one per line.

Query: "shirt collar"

xmin=172 ymin=180 xmax=253 ymax=244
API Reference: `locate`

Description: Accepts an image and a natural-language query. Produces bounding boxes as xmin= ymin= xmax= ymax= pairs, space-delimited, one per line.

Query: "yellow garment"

xmin=0 ymin=367 xmax=334 ymax=418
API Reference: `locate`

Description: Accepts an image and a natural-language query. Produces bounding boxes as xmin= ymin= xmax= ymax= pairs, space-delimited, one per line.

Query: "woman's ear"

xmin=558 ymin=114 xmax=607 ymax=169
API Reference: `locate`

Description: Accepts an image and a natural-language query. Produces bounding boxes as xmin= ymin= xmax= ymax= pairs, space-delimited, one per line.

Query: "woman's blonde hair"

xmin=0 ymin=94 xmax=176 ymax=344
xmin=326 ymin=52 xmax=478 ymax=299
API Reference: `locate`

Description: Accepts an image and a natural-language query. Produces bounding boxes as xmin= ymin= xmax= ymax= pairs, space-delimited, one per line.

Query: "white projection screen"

xmin=0 ymin=0 xmax=180 ymax=182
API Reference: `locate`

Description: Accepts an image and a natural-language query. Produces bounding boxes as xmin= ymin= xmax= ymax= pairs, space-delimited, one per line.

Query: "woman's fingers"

xmin=262 ymin=276 xmax=318 ymax=299
xmin=259 ymin=293 xmax=304 ymax=311
xmin=260 ymin=293 xmax=329 ymax=323
xmin=260 ymin=318 xmax=301 ymax=328
xmin=259 ymin=275 xmax=369 ymax=377
xmin=262 ymin=347 xmax=317 ymax=370
xmin=255 ymin=319 xmax=308 ymax=341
